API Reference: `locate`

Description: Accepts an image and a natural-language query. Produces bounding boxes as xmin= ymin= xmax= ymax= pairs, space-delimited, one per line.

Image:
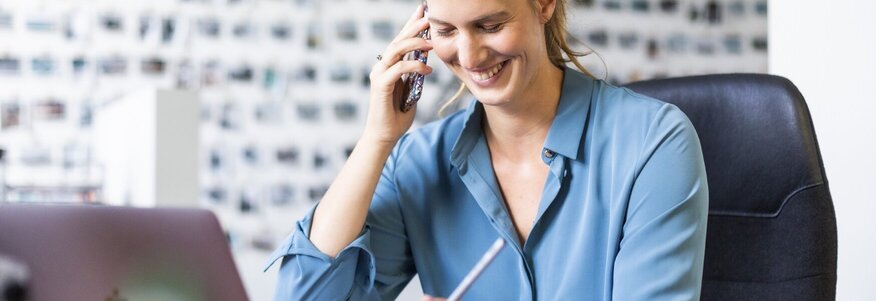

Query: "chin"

xmin=470 ymin=90 xmax=512 ymax=107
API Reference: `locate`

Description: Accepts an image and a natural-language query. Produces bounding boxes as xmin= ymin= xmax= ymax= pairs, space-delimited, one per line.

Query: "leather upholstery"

xmin=625 ymin=74 xmax=837 ymax=300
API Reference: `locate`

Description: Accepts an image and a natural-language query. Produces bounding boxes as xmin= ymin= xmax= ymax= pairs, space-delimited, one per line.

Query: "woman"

xmin=265 ymin=0 xmax=709 ymax=299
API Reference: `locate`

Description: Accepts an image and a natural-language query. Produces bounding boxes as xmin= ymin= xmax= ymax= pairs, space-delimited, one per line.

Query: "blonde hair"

xmin=438 ymin=0 xmax=603 ymax=117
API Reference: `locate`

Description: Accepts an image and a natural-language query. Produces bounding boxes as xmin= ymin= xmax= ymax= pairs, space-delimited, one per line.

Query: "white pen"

xmin=446 ymin=237 xmax=506 ymax=301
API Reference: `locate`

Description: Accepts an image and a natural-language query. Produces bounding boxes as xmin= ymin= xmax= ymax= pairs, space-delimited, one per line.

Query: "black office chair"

xmin=625 ymin=74 xmax=838 ymax=300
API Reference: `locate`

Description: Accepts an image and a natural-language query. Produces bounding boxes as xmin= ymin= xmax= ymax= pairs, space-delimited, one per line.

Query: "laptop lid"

xmin=0 ymin=204 xmax=248 ymax=301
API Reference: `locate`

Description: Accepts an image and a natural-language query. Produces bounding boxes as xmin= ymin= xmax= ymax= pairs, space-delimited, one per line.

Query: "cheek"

xmin=488 ymin=30 xmax=527 ymax=56
xmin=493 ymin=27 xmax=538 ymax=55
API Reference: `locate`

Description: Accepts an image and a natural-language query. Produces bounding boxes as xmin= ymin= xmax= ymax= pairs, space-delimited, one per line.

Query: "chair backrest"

xmin=625 ymin=74 xmax=838 ymax=300
xmin=0 ymin=204 xmax=249 ymax=301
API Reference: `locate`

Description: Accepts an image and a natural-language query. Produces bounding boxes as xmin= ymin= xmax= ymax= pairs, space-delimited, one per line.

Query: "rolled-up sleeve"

xmin=613 ymin=104 xmax=710 ymax=300
xmin=264 ymin=136 xmax=416 ymax=300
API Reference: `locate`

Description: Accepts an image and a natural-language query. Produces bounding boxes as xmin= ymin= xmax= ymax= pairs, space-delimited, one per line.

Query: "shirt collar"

xmin=543 ymin=66 xmax=595 ymax=160
xmin=450 ymin=66 xmax=595 ymax=167
xmin=449 ymin=98 xmax=484 ymax=169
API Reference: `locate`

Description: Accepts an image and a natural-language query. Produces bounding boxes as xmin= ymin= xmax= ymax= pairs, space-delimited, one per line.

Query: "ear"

xmin=534 ymin=0 xmax=558 ymax=24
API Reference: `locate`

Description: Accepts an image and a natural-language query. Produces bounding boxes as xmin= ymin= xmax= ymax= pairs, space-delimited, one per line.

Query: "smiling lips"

xmin=469 ymin=60 xmax=507 ymax=82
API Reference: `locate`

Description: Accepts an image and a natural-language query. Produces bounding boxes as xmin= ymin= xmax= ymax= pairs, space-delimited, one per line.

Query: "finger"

xmin=403 ymin=3 xmax=427 ymax=33
xmin=375 ymin=60 xmax=432 ymax=90
xmin=394 ymin=9 xmax=429 ymax=43
xmin=388 ymin=60 xmax=433 ymax=79
xmin=375 ymin=37 xmax=432 ymax=71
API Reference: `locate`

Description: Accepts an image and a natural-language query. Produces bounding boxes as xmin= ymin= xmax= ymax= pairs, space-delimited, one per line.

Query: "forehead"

xmin=427 ymin=0 xmax=529 ymax=22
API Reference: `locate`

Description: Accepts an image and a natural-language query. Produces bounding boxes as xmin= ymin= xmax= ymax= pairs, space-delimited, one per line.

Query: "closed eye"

xmin=481 ymin=23 xmax=503 ymax=33
xmin=429 ymin=11 xmax=511 ymax=37
xmin=433 ymin=23 xmax=503 ymax=37
xmin=434 ymin=27 xmax=456 ymax=37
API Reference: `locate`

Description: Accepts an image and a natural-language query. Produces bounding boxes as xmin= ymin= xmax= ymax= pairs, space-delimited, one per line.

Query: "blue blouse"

xmin=265 ymin=67 xmax=709 ymax=300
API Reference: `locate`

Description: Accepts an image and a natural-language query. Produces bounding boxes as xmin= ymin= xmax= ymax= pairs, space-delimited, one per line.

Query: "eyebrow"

xmin=428 ymin=11 xmax=511 ymax=26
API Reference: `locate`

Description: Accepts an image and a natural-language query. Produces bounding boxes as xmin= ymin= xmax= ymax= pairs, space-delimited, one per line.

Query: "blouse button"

xmin=543 ymin=149 xmax=555 ymax=158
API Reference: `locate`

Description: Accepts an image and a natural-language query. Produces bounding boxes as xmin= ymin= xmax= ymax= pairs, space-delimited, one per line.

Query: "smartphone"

xmin=401 ymin=2 xmax=430 ymax=112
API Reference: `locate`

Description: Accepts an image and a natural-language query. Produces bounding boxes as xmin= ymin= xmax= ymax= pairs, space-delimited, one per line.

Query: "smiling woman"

xmin=266 ymin=0 xmax=709 ymax=300
xmin=430 ymin=0 xmax=599 ymax=117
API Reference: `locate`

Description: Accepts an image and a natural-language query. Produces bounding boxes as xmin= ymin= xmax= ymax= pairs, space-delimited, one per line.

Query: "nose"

xmin=456 ymin=32 xmax=490 ymax=71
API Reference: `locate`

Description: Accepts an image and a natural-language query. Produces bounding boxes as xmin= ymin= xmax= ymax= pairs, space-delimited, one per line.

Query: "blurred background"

xmin=0 ymin=0 xmax=872 ymax=300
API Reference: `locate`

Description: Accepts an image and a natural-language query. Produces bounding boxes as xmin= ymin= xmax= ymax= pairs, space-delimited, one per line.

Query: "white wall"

xmin=94 ymin=89 xmax=199 ymax=207
xmin=769 ymin=1 xmax=876 ymax=299
xmin=154 ymin=90 xmax=200 ymax=207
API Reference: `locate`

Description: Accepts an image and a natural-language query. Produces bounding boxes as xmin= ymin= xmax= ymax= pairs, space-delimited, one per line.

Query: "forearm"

xmin=309 ymin=136 xmax=395 ymax=258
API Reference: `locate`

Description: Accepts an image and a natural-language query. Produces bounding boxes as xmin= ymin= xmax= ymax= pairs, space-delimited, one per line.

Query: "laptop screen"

xmin=0 ymin=204 xmax=248 ymax=301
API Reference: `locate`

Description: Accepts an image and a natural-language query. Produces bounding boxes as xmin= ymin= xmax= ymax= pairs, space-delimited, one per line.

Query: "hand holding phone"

xmin=362 ymin=2 xmax=432 ymax=145
xmin=400 ymin=2 xmax=430 ymax=112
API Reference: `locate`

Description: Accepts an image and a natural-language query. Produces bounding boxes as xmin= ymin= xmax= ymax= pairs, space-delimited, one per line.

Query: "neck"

xmin=482 ymin=64 xmax=564 ymax=160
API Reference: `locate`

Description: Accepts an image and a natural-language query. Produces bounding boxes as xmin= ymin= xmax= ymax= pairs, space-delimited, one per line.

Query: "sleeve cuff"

xmin=262 ymin=205 xmax=377 ymax=288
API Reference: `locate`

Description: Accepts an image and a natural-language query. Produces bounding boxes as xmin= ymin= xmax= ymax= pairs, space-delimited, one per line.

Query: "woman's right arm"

xmin=307 ymin=136 xmax=394 ymax=257
xmin=310 ymin=3 xmax=433 ymax=259
xmin=265 ymin=4 xmax=433 ymax=300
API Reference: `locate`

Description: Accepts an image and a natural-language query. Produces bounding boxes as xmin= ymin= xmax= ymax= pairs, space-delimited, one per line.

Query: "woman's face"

xmin=427 ymin=0 xmax=555 ymax=107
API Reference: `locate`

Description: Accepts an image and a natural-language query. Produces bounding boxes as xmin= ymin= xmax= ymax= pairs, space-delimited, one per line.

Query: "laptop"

xmin=0 ymin=204 xmax=248 ymax=301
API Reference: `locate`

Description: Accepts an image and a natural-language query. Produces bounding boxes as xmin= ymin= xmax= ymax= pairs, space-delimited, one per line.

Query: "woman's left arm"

xmin=613 ymin=104 xmax=709 ymax=300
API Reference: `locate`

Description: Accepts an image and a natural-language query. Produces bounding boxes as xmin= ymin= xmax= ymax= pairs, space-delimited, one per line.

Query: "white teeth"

xmin=471 ymin=61 xmax=504 ymax=81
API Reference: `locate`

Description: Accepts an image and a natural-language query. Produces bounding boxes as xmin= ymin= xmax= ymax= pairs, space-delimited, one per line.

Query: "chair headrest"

xmin=625 ymin=74 xmax=826 ymax=217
